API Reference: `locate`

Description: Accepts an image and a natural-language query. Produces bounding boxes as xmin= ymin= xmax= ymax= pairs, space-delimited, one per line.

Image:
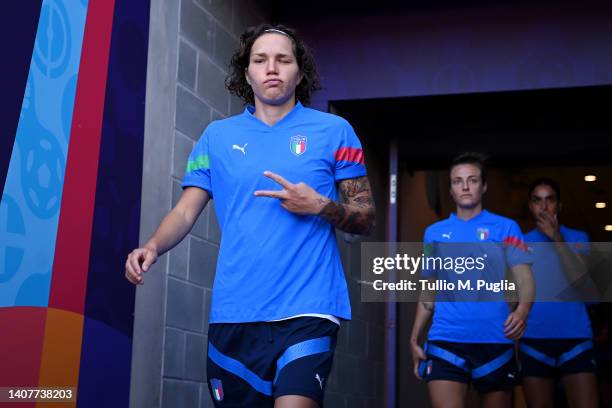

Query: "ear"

xmin=482 ymin=182 xmax=488 ymax=194
xmin=245 ymin=68 xmax=251 ymax=85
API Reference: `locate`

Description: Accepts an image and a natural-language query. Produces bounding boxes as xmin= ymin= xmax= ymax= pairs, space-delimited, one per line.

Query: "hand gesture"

xmin=254 ymin=171 xmax=329 ymax=215
xmin=536 ymin=211 xmax=561 ymax=241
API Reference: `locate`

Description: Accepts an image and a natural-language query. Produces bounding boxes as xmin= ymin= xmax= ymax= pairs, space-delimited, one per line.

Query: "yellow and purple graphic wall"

xmin=0 ymin=0 xmax=149 ymax=406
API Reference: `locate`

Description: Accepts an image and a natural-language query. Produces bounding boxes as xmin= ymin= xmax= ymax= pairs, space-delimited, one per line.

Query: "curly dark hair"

xmin=225 ymin=24 xmax=322 ymax=106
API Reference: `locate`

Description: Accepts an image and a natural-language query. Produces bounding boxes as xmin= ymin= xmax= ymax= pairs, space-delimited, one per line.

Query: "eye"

xmin=252 ymin=59 xmax=264 ymax=64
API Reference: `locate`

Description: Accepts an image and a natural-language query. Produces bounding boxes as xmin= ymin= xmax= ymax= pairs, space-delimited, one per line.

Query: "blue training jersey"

xmin=523 ymin=226 xmax=592 ymax=339
xmin=182 ymin=102 xmax=366 ymax=323
xmin=423 ymin=210 xmax=532 ymax=343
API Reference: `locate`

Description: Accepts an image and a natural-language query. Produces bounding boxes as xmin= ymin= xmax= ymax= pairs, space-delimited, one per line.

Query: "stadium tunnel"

xmin=329 ymin=84 xmax=612 ymax=406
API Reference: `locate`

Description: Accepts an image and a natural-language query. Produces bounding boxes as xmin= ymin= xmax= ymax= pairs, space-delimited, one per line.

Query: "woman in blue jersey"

xmin=410 ymin=152 xmax=535 ymax=408
xmin=520 ymin=178 xmax=598 ymax=408
xmin=125 ymin=24 xmax=375 ymax=408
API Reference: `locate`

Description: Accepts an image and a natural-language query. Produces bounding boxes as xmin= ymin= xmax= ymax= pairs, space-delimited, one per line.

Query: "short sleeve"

xmin=333 ymin=121 xmax=367 ymax=181
xmin=503 ymin=221 xmax=532 ymax=267
xmin=569 ymin=230 xmax=590 ymax=256
xmin=182 ymin=127 xmax=213 ymax=197
xmin=421 ymin=229 xmax=437 ymax=278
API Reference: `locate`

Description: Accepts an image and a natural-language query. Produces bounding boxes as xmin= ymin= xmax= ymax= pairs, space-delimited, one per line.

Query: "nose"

xmin=266 ymin=59 xmax=278 ymax=74
xmin=462 ymin=181 xmax=469 ymax=191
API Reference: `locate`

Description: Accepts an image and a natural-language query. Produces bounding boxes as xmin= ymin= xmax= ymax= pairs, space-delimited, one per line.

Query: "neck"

xmin=456 ymin=204 xmax=483 ymax=221
xmin=252 ymin=96 xmax=296 ymax=126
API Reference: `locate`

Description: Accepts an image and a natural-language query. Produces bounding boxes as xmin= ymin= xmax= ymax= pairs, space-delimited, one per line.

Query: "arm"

xmin=410 ymin=291 xmax=435 ymax=379
xmin=254 ymin=171 xmax=376 ymax=235
xmin=319 ymin=176 xmax=376 ymax=235
xmin=125 ymin=187 xmax=210 ymax=285
xmin=537 ymin=212 xmax=589 ymax=285
xmin=504 ymin=263 xmax=535 ymax=340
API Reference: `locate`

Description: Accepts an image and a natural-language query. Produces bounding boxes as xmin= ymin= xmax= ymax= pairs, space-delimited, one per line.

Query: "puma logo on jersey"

xmin=232 ymin=143 xmax=247 ymax=155
xmin=442 ymin=232 xmax=452 ymax=239
xmin=315 ymin=373 xmax=324 ymax=390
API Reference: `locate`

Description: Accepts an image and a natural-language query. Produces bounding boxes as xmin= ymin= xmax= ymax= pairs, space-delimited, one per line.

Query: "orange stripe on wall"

xmin=36 ymin=308 xmax=83 ymax=408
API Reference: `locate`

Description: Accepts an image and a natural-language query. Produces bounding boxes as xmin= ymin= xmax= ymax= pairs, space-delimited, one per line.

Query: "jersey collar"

xmin=244 ymin=101 xmax=304 ymax=130
xmin=450 ymin=209 xmax=489 ymax=223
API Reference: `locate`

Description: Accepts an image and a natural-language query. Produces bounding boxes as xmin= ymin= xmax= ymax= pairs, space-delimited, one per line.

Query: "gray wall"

xmin=132 ymin=1 xmax=269 ymax=407
xmin=132 ymin=1 xmax=385 ymax=407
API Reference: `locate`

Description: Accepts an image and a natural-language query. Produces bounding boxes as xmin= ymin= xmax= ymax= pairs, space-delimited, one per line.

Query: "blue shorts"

xmin=206 ymin=317 xmax=338 ymax=407
xmin=420 ymin=340 xmax=517 ymax=393
xmin=519 ymin=338 xmax=597 ymax=378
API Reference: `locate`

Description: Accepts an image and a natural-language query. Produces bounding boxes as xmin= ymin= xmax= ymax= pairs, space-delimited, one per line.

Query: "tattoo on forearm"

xmin=319 ymin=176 xmax=375 ymax=235
xmin=342 ymin=178 xmax=369 ymax=198
xmin=352 ymin=195 xmax=374 ymax=208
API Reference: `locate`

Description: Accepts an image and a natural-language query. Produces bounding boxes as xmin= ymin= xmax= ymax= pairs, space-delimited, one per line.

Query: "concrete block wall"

xmin=133 ymin=1 xmax=385 ymax=407
xmin=134 ymin=1 xmax=268 ymax=407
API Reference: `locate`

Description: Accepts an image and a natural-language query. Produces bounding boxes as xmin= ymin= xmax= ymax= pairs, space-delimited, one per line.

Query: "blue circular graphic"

xmin=20 ymin=133 xmax=65 ymax=219
xmin=33 ymin=0 xmax=71 ymax=78
xmin=0 ymin=195 xmax=26 ymax=283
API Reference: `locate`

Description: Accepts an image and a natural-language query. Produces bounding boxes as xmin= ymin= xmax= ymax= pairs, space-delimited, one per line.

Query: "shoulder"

xmin=301 ymin=106 xmax=352 ymax=128
xmin=210 ymin=113 xmax=248 ymax=130
xmin=560 ymin=225 xmax=589 ymax=242
xmin=425 ymin=217 xmax=453 ymax=235
xmin=523 ymin=228 xmax=539 ymax=241
xmin=197 ymin=113 xmax=247 ymax=142
xmin=484 ymin=211 xmax=520 ymax=229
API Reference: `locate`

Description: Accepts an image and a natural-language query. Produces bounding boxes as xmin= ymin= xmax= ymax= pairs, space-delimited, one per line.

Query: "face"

xmin=449 ymin=164 xmax=487 ymax=209
xmin=245 ymin=33 xmax=302 ymax=106
xmin=529 ymin=184 xmax=559 ymax=219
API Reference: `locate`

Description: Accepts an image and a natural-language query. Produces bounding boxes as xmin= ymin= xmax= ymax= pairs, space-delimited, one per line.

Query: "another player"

xmin=410 ymin=152 xmax=534 ymax=408
xmin=520 ymin=177 xmax=598 ymax=408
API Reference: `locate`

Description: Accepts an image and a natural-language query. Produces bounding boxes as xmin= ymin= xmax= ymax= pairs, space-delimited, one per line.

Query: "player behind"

xmin=410 ymin=152 xmax=534 ymax=408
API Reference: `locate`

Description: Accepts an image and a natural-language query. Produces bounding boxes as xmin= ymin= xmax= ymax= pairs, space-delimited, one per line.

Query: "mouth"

xmin=264 ymin=79 xmax=282 ymax=87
